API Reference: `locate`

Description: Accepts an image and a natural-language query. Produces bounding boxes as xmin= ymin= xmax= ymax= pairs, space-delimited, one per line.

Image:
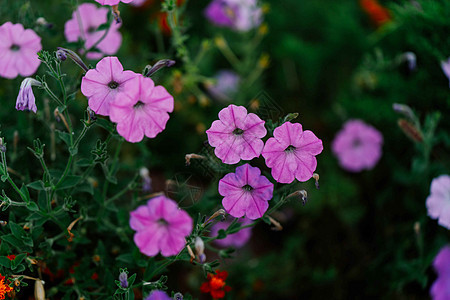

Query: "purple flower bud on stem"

xmin=56 ymin=47 xmax=89 ymax=73
xmin=144 ymin=59 xmax=176 ymax=77
xmin=56 ymin=49 xmax=67 ymax=61
xmin=119 ymin=271 xmax=128 ymax=288
xmin=392 ymin=103 xmax=416 ymax=122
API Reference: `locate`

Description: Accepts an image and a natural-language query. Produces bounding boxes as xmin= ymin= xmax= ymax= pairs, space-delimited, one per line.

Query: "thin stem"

xmin=1 ymin=152 xmax=26 ymax=201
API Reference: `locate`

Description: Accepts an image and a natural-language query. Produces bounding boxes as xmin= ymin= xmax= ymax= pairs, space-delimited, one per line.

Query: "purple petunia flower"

xmin=64 ymin=3 xmax=122 ymax=59
xmin=331 ymin=119 xmax=383 ymax=173
xmin=206 ymin=105 xmax=266 ymax=164
xmin=430 ymin=245 xmax=450 ymax=300
xmin=16 ymin=78 xmax=42 ymax=113
xmin=441 ymin=58 xmax=450 ymax=88
xmin=109 ymin=74 xmax=174 ymax=143
xmin=206 ymin=70 xmax=240 ymax=102
xmin=144 ymin=290 xmax=171 ymax=300
xmin=81 ymin=56 xmax=138 ymax=116
xmin=210 ymin=217 xmax=252 ymax=248
xmin=0 ymin=22 xmax=42 ymax=79
xmin=130 ymin=195 xmax=193 ymax=257
xmin=261 ymin=122 xmax=323 ymax=184
xmin=95 ymin=0 xmax=134 ymax=5
xmin=204 ymin=0 xmax=262 ymax=32
xmin=219 ymin=164 xmax=273 ymax=220
xmin=426 ymin=175 xmax=450 ymax=230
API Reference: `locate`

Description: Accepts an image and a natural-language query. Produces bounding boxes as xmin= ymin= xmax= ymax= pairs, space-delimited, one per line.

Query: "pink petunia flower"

xmin=331 ymin=119 xmax=383 ymax=172
xmin=261 ymin=122 xmax=323 ymax=184
xmin=441 ymin=58 xmax=450 ymax=88
xmin=210 ymin=217 xmax=252 ymax=248
xmin=64 ymin=3 xmax=122 ymax=60
xmin=130 ymin=0 xmax=147 ymax=6
xmin=426 ymin=175 xmax=450 ymax=230
xmin=81 ymin=56 xmax=138 ymax=116
xmin=0 ymin=22 xmax=42 ymax=79
xmin=95 ymin=0 xmax=134 ymax=5
xmin=129 ymin=195 xmax=193 ymax=257
xmin=109 ymin=74 xmax=174 ymax=143
xmin=219 ymin=163 xmax=273 ymax=220
xmin=430 ymin=245 xmax=450 ymax=300
xmin=206 ymin=105 xmax=266 ymax=164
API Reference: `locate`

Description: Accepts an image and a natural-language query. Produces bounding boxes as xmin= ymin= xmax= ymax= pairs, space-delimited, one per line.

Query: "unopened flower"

xmin=56 ymin=48 xmax=89 ymax=72
xmin=143 ymin=59 xmax=176 ymax=77
xmin=219 ymin=164 xmax=273 ymax=220
xmin=210 ymin=217 xmax=252 ymax=248
xmin=140 ymin=167 xmax=152 ymax=193
xmin=0 ymin=22 xmax=42 ymax=79
xmin=95 ymin=0 xmax=134 ymax=5
xmin=359 ymin=0 xmax=391 ymax=28
xmin=206 ymin=105 xmax=266 ymax=164
xmin=332 ymin=120 xmax=383 ymax=172
xmin=81 ymin=56 xmax=138 ymax=116
xmin=426 ymin=175 xmax=450 ymax=229
xmin=205 ymin=0 xmax=263 ymax=31
xmin=430 ymin=245 xmax=450 ymax=299
xmin=195 ymin=237 xmax=205 ymax=263
xmin=173 ymin=292 xmax=183 ymax=300
xmin=16 ymin=78 xmax=42 ymax=113
xmin=64 ymin=3 xmax=122 ymax=59
xmin=206 ymin=70 xmax=240 ymax=102
xmin=262 ymin=122 xmax=323 ymax=183
xmin=130 ymin=195 xmax=193 ymax=257
xmin=118 ymin=271 xmax=128 ymax=288
xmin=200 ymin=270 xmax=231 ymax=300
xmin=441 ymin=58 xmax=450 ymax=88
xmin=110 ymin=74 xmax=174 ymax=143
xmin=144 ymin=290 xmax=171 ymax=300
xmin=392 ymin=103 xmax=416 ymax=121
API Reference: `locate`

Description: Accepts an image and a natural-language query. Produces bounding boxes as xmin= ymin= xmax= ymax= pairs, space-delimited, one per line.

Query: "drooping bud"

xmin=54 ymin=108 xmax=71 ymax=133
xmin=118 ymin=271 xmax=128 ymax=288
xmin=393 ymin=103 xmax=416 ymax=121
xmin=16 ymin=78 xmax=42 ymax=113
xmin=143 ymin=59 xmax=176 ymax=77
xmin=56 ymin=47 xmax=89 ymax=72
xmin=287 ymin=190 xmax=308 ymax=206
xmin=56 ymin=49 xmax=67 ymax=61
xmin=312 ymin=173 xmax=320 ymax=189
xmin=87 ymin=107 xmax=97 ymax=122
xmin=283 ymin=113 xmax=299 ymax=123
xmin=203 ymin=209 xmax=226 ymax=225
xmin=185 ymin=153 xmax=206 ymax=166
xmin=112 ymin=5 xmax=121 ymax=24
xmin=267 ymin=215 xmax=283 ymax=231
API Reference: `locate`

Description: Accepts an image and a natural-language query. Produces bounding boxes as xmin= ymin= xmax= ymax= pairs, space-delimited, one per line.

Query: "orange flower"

xmin=360 ymin=0 xmax=391 ymax=27
xmin=0 ymin=274 xmax=13 ymax=300
xmin=200 ymin=270 xmax=232 ymax=299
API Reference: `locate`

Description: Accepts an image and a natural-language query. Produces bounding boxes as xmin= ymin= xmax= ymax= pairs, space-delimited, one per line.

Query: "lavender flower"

xmin=16 ymin=78 xmax=42 ymax=113
xmin=205 ymin=0 xmax=263 ymax=32
xmin=206 ymin=70 xmax=240 ymax=102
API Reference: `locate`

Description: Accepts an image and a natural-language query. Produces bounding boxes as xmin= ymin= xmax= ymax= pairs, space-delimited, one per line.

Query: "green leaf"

xmin=216 ymin=229 xmax=227 ymax=240
xmin=128 ymin=273 xmax=137 ymax=287
xmin=75 ymin=158 xmax=93 ymax=167
xmin=57 ymin=176 xmax=82 ymax=189
xmin=1 ymin=234 xmax=25 ymax=250
xmin=10 ymin=222 xmax=26 ymax=239
xmin=20 ymin=185 xmax=30 ymax=203
xmin=14 ymin=253 xmax=27 ymax=265
xmin=56 ymin=130 xmax=72 ymax=147
xmin=26 ymin=202 xmax=39 ymax=212
xmin=27 ymin=181 xmax=45 ymax=191
xmin=0 ymin=257 xmax=11 ymax=268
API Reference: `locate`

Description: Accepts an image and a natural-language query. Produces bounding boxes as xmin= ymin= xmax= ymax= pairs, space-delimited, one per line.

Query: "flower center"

xmin=233 ymin=128 xmax=244 ymax=135
xmin=134 ymin=101 xmax=145 ymax=109
xmin=108 ymin=81 xmax=119 ymax=89
xmin=284 ymin=145 xmax=296 ymax=153
xmin=157 ymin=218 xmax=168 ymax=226
xmin=10 ymin=44 xmax=20 ymax=51
xmin=242 ymin=184 xmax=253 ymax=191
xmin=87 ymin=26 xmax=96 ymax=33
xmin=352 ymin=138 xmax=362 ymax=148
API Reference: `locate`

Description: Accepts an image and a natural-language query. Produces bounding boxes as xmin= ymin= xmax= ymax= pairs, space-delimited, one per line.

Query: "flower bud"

xmin=56 ymin=47 xmax=89 ymax=72
xmin=173 ymin=292 xmax=183 ymax=300
xmin=195 ymin=237 xmax=205 ymax=257
xmin=312 ymin=173 xmax=320 ymax=189
xmin=119 ymin=271 xmax=128 ymax=288
xmin=393 ymin=103 xmax=415 ymax=121
xmin=144 ymin=59 xmax=176 ymax=77
xmin=56 ymin=49 xmax=67 ymax=61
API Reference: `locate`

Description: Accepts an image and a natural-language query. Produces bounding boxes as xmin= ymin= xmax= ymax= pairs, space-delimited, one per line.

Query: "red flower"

xmin=6 ymin=255 xmax=15 ymax=261
xmin=360 ymin=0 xmax=391 ymax=28
xmin=200 ymin=270 xmax=232 ymax=299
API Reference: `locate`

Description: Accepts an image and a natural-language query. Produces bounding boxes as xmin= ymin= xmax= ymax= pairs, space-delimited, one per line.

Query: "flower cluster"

xmin=0 ymin=274 xmax=12 ymax=300
xmin=81 ymin=56 xmax=174 ymax=143
xmin=200 ymin=270 xmax=232 ymax=299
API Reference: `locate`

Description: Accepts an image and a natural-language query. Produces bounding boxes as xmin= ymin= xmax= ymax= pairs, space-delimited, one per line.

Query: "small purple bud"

xmin=0 ymin=138 xmax=6 ymax=153
xmin=173 ymin=292 xmax=183 ymax=300
xmin=56 ymin=49 xmax=67 ymax=61
xmin=140 ymin=168 xmax=152 ymax=193
xmin=119 ymin=271 xmax=128 ymax=288
xmin=87 ymin=107 xmax=97 ymax=121
xmin=393 ymin=103 xmax=416 ymax=121
xmin=198 ymin=253 xmax=206 ymax=264
xmin=144 ymin=59 xmax=176 ymax=77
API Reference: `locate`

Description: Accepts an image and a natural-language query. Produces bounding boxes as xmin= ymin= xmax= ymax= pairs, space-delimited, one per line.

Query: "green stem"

xmin=1 ymin=152 xmax=26 ymax=201
xmin=87 ymin=16 xmax=113 ymax=53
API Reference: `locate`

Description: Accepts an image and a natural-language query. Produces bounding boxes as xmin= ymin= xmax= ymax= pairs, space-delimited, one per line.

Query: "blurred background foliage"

xmin=0 ymin=0 xmax=449 ymax=299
